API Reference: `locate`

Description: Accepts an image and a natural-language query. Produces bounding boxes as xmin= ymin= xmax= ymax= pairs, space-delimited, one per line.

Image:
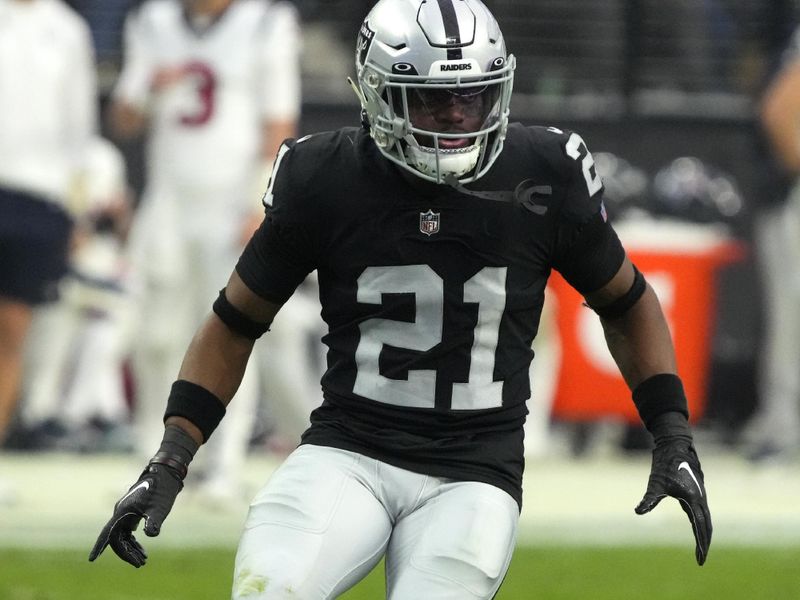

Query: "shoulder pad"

xmin=536 ymin=126 xmax=606 ymax=223
xmin=261 ymin=135 xmax=307 ymax=209
xmin=261 ymin=130 xmax=350 ymax=211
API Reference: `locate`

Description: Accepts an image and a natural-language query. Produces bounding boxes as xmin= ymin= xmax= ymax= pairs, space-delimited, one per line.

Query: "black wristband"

xmin=632 ymin=373 xmax=689 ymax=430
xmin=164 ymin=380 xmax=226 ymax=443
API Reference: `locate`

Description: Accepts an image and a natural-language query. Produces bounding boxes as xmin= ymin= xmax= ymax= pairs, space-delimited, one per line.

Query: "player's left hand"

xmin=635 ymin=437 xmax=712 ymax=565
xmin=88 ymin=462 xmax=184 ymax=567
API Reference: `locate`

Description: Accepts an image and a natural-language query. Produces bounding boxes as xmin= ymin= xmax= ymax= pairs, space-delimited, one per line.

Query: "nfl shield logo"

xmin=419 ymin=209 xmax=440 ymax=236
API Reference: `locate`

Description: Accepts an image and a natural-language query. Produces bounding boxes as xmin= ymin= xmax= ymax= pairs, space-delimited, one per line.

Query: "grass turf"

xmin=1 ymin=546 xmax=798 ymax=599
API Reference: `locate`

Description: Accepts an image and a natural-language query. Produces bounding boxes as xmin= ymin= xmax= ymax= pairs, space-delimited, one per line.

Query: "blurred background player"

xmin=16 ymin=136 xmax=134 ymax=453
xmin=745 ymin=26 xmax=800 ymax=461
xmin=0 ymin=0 xmax=97 ymax=501
xmin=107 ymin=0 xmax=318 ymax=501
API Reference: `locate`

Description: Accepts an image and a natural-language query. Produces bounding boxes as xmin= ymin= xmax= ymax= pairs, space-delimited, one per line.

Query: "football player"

xmin=91 ymin=0 xmax=712 ymax=597
xmin=0 ymin=0 xmax=97 ymax=450
xmin=20 ymin=136 xmax=133 ymax=450
xmin=107 ymin=0 xmax=317 ymax=500
xmin=744 ymin=26 xmax=800 ymax=461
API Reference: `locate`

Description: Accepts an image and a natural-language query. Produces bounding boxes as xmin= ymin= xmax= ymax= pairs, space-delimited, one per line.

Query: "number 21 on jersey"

xmin=353 ymin=264 xmax=507 ymax=411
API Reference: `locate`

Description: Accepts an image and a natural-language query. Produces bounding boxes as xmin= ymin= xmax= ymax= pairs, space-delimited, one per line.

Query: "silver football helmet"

xmin=352 ymin=0 xmax=515 ymax=184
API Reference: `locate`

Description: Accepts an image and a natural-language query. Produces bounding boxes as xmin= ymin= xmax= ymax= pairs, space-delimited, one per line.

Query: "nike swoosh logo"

xmin=678 ymin=461 xmax=703 ymax=497
xmin=120 ymin=480 xmax=150 ymax=504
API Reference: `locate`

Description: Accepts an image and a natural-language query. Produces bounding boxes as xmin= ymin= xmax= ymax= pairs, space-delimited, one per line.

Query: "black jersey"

xmin=237 ymin=123 xmax=626 ymax=507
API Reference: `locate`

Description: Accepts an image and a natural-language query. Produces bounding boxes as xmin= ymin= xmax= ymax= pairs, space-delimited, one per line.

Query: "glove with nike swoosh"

xmin=89 ymin=425 xmax=199 ymax=567
xmin=635 ymin=411 xmax=712 ymax=566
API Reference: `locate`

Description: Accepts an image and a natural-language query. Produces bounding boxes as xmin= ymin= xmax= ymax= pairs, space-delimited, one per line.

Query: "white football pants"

xmin=233 ymin=444 xmax=519 ymax=600
xmin=21 ymin=276 xmax=130 ymax=429
xmin=750 ymin=187 xmax=800 ymax=449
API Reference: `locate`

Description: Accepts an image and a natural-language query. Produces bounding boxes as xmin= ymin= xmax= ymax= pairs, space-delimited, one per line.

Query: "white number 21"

xmin=353 ymin=265 xmax=507 ymax=410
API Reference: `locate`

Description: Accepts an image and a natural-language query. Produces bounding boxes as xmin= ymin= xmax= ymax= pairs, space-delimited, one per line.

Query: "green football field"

xmin=3 ymin=450 xmax=800 ymax=598
xmin=2 ymin=545 xmax=799 ymax=599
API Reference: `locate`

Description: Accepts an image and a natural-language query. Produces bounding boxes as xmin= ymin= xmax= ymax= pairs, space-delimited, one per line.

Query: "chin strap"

xmin=347 ymin=76 xmax=367 ymax=107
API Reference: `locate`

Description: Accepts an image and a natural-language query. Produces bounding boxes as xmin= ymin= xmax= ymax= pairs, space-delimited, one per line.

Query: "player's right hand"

xmin=89 ymin=462 xmax=184 ymax=567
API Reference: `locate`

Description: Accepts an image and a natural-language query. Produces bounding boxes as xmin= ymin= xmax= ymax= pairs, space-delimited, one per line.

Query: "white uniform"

xmin=22 ymin=137 xmax=133 ymax=435
xmin=115 ymin=0 xmax=311 ymax=488
xmin=0 ymin=0 xmax=96 ymax=206
xmin=752 ymin=190 xmax=800 ymax=452
xmin=115 ymin=0 xmax=299 ymax=195
xmin=0 ymin=0 xmax=96 ymax=463
xmin=748 ymin=30 xmax=800 ymax=456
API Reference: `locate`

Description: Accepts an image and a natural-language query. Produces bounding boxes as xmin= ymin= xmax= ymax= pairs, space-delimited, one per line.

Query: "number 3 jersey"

xmin=238 ymin=124 xmax=626 ymax=508
xmin=113 ymin=0 xmax=300 ymax=190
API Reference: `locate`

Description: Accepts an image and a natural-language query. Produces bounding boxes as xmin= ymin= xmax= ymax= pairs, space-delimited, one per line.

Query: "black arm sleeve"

xmin=552 ymin=212 xmax=626 ymax=295
xmin=236 ymin=216 xmax=316 ymax=305
xmin=235 ymin=138 xmax=321 ymax=304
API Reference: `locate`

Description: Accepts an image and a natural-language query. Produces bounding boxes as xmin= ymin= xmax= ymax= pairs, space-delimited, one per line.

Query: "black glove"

xmin=88 ymin=462 xmax=183 ymax=567
xmin=89 ymin=425 xmax=198 ymax=567
xmin=635 ymin=412 xmax=712 ymax=566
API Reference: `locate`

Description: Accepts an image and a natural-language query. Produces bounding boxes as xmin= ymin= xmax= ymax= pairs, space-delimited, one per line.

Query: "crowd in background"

xmin=3 ymin=0 xmax=800 ymax=506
